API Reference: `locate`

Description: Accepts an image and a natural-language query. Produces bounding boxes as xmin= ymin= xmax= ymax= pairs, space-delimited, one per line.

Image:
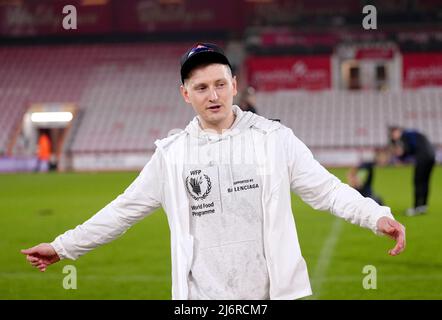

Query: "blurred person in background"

xmin=347 ymin=148 xmax=390 ymax=206
xmin=389 ymin=126 xmax=436 ymax=216
xmin=239 ymin=86 xmax=258 ymax=114
xmin=35 ymin=130 xmax=51 ymax=172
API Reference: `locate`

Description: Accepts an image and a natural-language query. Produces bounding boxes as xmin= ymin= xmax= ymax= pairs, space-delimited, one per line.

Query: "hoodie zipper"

xmin=206 ymin=136 xmax=225 ymax=215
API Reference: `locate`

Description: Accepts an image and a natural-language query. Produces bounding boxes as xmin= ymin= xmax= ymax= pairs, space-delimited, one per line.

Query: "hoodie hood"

xmin=183 ymin=105 xmax=266 ymax=201
xmin=184 ymin=105 xmax=260 ymax=142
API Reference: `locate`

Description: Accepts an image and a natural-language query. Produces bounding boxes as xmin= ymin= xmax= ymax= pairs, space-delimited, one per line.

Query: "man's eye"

xmin=217 ymin=83 xmax=225 ymax=88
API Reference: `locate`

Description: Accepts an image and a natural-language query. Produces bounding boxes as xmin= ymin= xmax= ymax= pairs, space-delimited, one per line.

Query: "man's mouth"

xmin=207 ymin=105 xmax=221 ymax=111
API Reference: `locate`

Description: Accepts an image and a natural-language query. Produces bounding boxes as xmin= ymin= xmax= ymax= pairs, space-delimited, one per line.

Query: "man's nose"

xmin=209 ymin=88 xmax=218 ymax=101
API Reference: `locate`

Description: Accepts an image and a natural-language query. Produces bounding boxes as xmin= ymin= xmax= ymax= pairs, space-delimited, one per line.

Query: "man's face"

xmin=180 ymin=64 xmax=237 ymax=131
xmin=390 ymin=128 xmax=402 ymax=141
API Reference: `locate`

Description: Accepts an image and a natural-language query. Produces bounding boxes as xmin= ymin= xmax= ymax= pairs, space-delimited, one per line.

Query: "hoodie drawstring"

xmin=228 ymin=135 xmax=236 ymax=199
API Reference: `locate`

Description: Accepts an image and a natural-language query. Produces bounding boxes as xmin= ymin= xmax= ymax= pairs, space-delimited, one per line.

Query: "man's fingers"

xmin=37 ymin=262 xmax=47 ymax=269
xmin=21 ymin=247 xmax=37 ymax=255
xmin=389 ymin=244 xmax=404 ymax=255
xmin=382 ymin=224 xmax=397 ymax=239
xmin=378 ymin=217 xmax=398 ymax=236
xmin=30 ymin=258 xmax=50 ymax=268
xmin=26 ymin=255 xmax=47 ymax=266
xmin=21 ymin=244 xmax=55 ymax=272
xmin=24 ymin=253 xmax=49 ymax=268
xmin=386 ymin=219 xmax=401 ymax=234
xmin=386 ymin=219 xmax=396 ymax=231
xmin=26 ymin=255 xmax=39 ymax=263
xmin=389 ymin=226 xmax=406 ymax=256
xmin=378 ymin=217 xmax=406 ymax=256
xmin=384 ymin=225 xmax=394 ymax=234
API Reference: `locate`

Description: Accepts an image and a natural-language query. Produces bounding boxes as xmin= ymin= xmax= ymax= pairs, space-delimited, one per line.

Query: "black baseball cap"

xmin=180 ymin=43 xmax=232 ymax=84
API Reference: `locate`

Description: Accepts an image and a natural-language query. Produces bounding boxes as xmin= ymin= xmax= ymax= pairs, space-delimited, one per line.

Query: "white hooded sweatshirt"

xmin=184 ymin=109 xmax=270 ymax=299
xmin=50 ymin=105 xmax=394 ymax=300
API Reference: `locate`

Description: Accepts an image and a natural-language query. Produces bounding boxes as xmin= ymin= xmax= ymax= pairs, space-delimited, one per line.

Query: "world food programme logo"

xmin=186 ymin=170 xmax=211 ymax=201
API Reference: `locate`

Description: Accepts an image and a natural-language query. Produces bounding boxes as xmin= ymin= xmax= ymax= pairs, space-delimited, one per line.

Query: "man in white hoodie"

xmin=21 ymin=43 xmax=405 ymax=300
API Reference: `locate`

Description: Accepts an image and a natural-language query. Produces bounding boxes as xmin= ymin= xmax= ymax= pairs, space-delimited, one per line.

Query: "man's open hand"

xmin=376 ymin=217 xmax=406 ymax=256
xmin=21 ymin=243 xmax=60 ymax=272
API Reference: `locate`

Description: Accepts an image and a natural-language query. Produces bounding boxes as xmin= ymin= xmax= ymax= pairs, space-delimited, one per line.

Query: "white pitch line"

xmin=308 ymin=217 xmax=344 ymax=300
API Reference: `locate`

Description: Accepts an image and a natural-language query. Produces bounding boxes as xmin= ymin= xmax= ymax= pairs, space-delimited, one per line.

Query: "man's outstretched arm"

xmin=285 ymin=128 xmax=406 ymax=256
xmin=21 ymin=149 xmax=164 ymax=271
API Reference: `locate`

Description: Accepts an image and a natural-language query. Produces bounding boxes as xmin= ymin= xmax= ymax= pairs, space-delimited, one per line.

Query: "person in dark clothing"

xmin=389 ymin=127 xmax=436 ymax=216
xmin=347 ymin=149 xmax=388 ymax=206
xmin=239 ymin=86 xmax=258 ymax=114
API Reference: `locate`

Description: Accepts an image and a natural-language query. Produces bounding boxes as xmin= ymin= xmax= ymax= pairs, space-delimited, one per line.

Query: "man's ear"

xmin=180 ymin=84 xmax=192 ymax=104
xmin=232 ymin=76 xmax=238 ymax=97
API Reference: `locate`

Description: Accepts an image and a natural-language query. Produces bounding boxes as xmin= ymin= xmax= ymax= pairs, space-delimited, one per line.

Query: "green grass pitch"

xmin=1 ymin=166 xmax=441 ymax=299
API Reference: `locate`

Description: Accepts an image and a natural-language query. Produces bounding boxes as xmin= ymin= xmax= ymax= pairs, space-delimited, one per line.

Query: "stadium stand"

xmin=0 ymin=89 xmax=28 ymax=155
xmin=1 ymin=42 xmax=441 ymax=170
xmin=256 ymin=89 xmax=442 ymax=148
xmin=0 ymin=43 xmax=195 ymax=156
